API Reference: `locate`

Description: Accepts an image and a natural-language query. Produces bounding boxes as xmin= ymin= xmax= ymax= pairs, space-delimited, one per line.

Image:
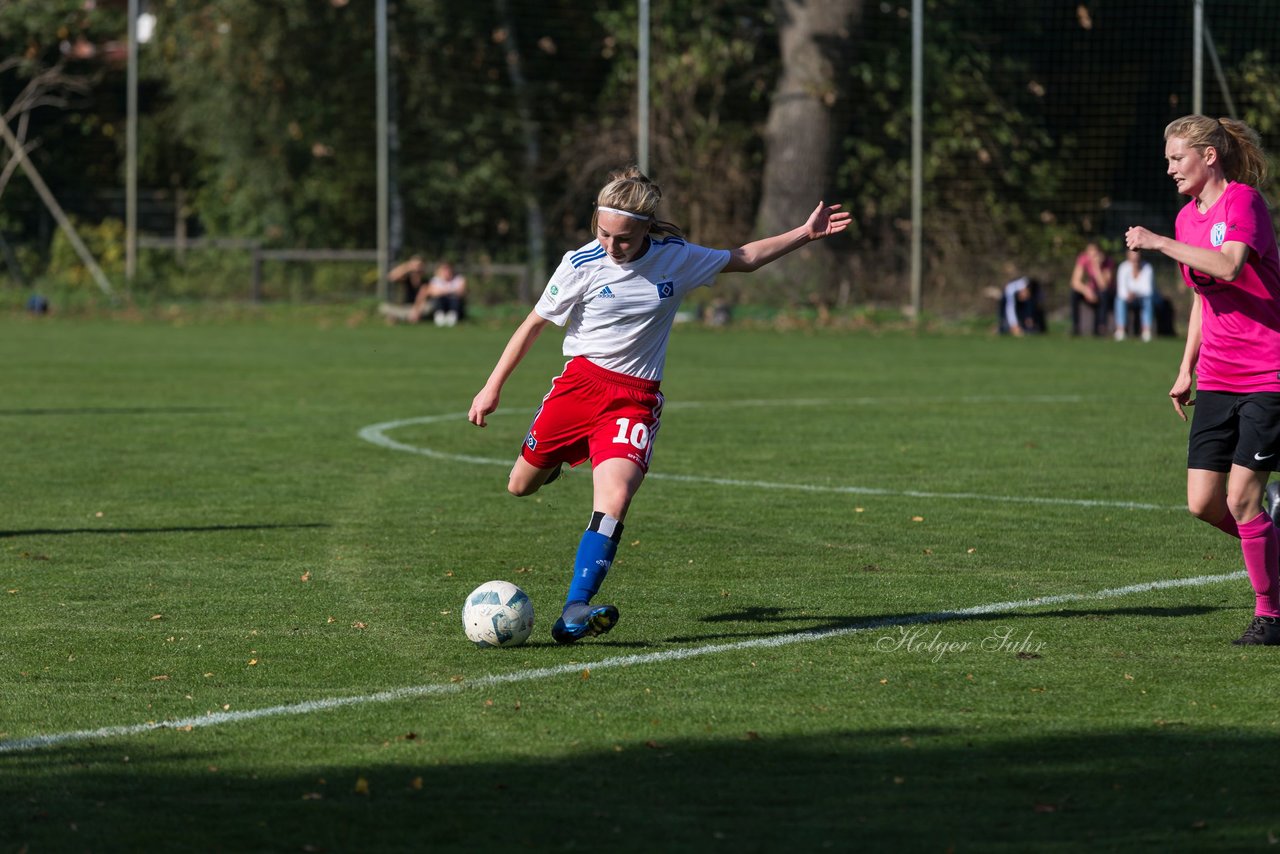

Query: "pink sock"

xmin=1237 ymin=513 xmax=1280 ymax=618
xmin=1212 ymin=514 xmax=1241 ymax=538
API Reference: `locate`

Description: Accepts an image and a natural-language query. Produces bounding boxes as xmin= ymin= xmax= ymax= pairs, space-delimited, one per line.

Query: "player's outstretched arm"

xmin=722 ymin=201 xmax=851 ymax=273
xmin=469 ymin=310 xmax=550 ymax=427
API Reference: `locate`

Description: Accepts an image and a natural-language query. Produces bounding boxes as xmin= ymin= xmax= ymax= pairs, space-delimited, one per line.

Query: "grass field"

xmin=3 ymin=311 xmax=1279 ymax=852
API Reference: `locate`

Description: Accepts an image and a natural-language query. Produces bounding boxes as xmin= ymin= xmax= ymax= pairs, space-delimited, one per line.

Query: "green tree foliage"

xmin=150 ymin=0 xmax=377 ymax=247
xmin=834 ymin=1 xmax=1071 ymax=304
xmin=0 ymin=1 xmax=121 ymax=246
xmin=10 ymin=0 xmax=1280 ymax=308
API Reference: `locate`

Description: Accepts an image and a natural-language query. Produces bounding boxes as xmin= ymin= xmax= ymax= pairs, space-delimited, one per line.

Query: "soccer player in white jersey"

xmin=468 ymin=166 xmax=850 ymax=643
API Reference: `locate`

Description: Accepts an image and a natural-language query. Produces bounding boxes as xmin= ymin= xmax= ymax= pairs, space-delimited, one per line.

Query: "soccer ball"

xmin=462 ymin=580 xmax=535 ymax=648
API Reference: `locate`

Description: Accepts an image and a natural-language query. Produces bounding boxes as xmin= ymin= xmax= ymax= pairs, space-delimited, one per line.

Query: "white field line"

xmin=0 ymin=569 xmax=1245 ymax=755
xmin=356 ymin=403 xmax=1185 ymax=511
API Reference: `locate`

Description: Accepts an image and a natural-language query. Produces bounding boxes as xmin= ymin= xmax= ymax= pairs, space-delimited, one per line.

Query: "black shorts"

xmin=1187 ymin=390 xmax=1280 ymax=472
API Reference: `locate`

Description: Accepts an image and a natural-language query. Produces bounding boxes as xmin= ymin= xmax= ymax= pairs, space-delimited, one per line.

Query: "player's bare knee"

xmin=507 ymin=477 xmax=539 ymax=498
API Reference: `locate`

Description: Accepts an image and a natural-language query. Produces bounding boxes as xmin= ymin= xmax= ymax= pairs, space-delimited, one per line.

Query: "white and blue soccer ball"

xmin=462 ymin=580 xmax=535 ymax=648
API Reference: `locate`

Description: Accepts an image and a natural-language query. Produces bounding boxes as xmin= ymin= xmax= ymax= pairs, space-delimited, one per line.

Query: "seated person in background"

xmin=390 ymin=255 xmax=427 ymax=304
xmin=409 ymin=261 xmax=468 ymax=326
xmin=379 ymin=256 xmax=428 ymax=323
xmin=1069 ymin=240 xmax=1115 ymax=336
xmin=1114 ymin=247 xmax=1155 ymax=342
xmin=997 ymin=274 xmax=1046 ymax=336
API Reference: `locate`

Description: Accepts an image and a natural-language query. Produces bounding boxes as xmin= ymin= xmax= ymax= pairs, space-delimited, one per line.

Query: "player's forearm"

xmin=1156 ymin=236 xmax=1246 ymax=282
xmin=1180 ymin=295 xmax=1202 ymax=374
xmin=725 ymin=226 xmax=811 ymax=273
xmin=484 ymin=312 xmax=546 ymax=391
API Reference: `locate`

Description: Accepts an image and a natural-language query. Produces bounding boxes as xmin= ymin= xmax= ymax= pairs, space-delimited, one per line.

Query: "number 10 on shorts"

xmin=612 ymin=417 xmax=650 ymax=450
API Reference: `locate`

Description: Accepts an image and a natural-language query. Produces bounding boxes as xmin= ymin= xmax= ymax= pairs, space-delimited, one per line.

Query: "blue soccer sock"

xmin=564 ymin=511 xmax=624 ymax=609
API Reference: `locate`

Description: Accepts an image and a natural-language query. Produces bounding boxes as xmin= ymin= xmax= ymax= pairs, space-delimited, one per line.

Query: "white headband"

xmin=596 ymin=205 xmax=652 ymax=221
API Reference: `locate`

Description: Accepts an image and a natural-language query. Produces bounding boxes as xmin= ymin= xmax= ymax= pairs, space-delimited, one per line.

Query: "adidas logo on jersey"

xmin=599 ymin=286 xmax=616 ymax=299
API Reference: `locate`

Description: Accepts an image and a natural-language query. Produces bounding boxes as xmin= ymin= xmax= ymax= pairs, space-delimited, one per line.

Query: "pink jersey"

xmin=1177 ymin=182 xmax=1280 ymax=392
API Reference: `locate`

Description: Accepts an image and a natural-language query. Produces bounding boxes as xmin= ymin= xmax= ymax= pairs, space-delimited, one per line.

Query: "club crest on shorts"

xmin=655 ymin=280 xmax=675 ymax=300
xmin=1211 ymin=222 xmax=1227 ymax=246
xmin=524 ymin=432 xmax=537 ymax=450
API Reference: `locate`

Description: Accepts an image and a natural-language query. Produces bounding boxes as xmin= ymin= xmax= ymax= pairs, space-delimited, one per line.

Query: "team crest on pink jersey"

xmin=1211 ymin=222 xmax=1227 ymax=246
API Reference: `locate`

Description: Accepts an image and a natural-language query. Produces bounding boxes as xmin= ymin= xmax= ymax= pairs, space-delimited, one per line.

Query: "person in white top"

xmin=1114 ymin=248 xmax=1155 ymax=341
xmin=410 ymin=261 xmax=468 ymax=326
xmin=468 ymin=165 xmax=850 ymax=643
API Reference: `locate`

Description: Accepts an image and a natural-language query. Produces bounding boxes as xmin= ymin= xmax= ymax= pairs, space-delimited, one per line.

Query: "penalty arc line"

xmin=0 ymin=569 xmax=1245 ymax=755
xmin=356 ymin=410 xmax=1185 ymax=511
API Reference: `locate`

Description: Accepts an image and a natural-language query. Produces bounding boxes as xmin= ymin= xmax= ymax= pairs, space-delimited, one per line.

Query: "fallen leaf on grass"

xmin=150 ymin=675 xmax=170 ymax=681
xmin=410 ymin=777 xmax=423 ymax=791
xmin=352 ymin=621 xmax=368 ymax=630
xmin=354 ymin=777 xmax=370 ymax=795
xmin=149 ymin=615 xmax=164 ymax=621
xmin=911 ymin=516 xmax=924 ymax=522
xmin=300 ymin=571 xmax=311 ymax=582
xmin=581 ymin=668 xmax=591 ymax=680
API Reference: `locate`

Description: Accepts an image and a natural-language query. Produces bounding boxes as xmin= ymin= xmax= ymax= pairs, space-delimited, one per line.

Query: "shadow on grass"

xmin=0 ymin=406 xmax=221 ymax=416
xmin=0 ymin=727 xmax=1273 ymax=851
xmin=665 ymin=604 xmax=1225 ymax=644
xmin=0 ymin=523 xmax=331 ymax=539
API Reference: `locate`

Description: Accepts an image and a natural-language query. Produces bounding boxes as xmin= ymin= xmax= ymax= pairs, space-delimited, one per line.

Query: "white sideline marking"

xmin=0 ymin=570 xmax=1245 ymax=755
xmin=356 ymin=406 xmax=1185 ymax=511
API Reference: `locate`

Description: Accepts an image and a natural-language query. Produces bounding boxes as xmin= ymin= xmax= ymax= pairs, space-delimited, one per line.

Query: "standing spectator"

xmin=1125 ymin=114 xmax=1280 ymax=645
xmin=1069 ymin=240 xmax=1115 ymax=336
xmin=1115 ymin=247 xmax=1155 ymax=342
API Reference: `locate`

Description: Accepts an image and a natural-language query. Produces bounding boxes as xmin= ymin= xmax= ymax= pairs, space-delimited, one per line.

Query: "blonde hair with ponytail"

xmin=1165 ymin=114 xmax=1269 ymax=188
xmin=592 ymin=166 xmax=685 ymax=240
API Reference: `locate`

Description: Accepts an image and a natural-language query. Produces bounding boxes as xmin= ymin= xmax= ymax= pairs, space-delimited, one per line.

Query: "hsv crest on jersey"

xmin=655 ymin=281 xmax=675 ymax=299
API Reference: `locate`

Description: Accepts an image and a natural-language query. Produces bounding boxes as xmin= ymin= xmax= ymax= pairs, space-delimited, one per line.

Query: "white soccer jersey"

xmin=535 ymin=236 xmax=730 ymax=380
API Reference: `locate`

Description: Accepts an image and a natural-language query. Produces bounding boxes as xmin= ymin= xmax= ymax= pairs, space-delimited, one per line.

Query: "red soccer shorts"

xmin=520 ymin=356 xmax=665 ymax=473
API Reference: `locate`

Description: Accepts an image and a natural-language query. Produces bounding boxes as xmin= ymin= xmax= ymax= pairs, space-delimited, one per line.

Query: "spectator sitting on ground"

xmin=994 ymin=272 xmax=1046 ymax=336
xmin=390 ymin=255 xmax=427 ymax=304
xmin=409 ymin=261 xmax=468 ymax=326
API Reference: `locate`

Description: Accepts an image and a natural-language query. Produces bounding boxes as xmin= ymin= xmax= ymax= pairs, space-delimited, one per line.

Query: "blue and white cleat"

xmin=551 ymin=602 xmax=619 ymax=644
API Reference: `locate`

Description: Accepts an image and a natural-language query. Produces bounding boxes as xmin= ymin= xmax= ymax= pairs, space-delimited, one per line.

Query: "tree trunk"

xmin=757 ymin=0 xmax=862 ymax=303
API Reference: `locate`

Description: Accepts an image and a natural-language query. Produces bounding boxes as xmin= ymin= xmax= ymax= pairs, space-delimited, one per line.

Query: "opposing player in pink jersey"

xmin=469 ymin=166 xmax=850 ymax=643
xmin=1125 ymin=115 xmax=1280 ymax=645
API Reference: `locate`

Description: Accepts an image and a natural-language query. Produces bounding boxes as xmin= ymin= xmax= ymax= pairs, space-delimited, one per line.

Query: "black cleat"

xmin=1232 ymin=615 xmax=1280 ymax=646
xmin=1266 ymin=481 xmax=1280 ymax=527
